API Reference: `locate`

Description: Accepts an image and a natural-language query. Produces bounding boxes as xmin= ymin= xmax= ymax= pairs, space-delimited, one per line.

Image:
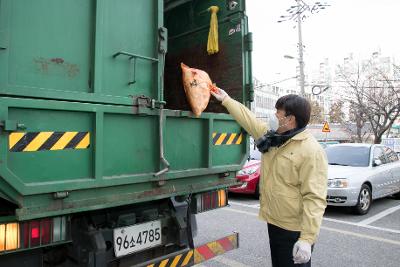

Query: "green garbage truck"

xmin=0 ymin=0 xmax=253 ymax=266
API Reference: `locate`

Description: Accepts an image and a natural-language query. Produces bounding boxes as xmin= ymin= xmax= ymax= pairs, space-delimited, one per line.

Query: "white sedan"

xmin=325 ymin=143 xmax=400 ymax=215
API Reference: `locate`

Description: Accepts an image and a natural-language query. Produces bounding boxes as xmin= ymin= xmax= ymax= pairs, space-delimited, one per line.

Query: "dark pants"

xmin=267 ymin=223 xmax=313 ymax=267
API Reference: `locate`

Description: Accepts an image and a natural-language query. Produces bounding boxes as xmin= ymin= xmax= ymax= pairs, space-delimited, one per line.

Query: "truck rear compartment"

xmin=0 ymin=1 xmax=250 ymax=264
xmin=0 ymin=0 xmax=250 ymax=220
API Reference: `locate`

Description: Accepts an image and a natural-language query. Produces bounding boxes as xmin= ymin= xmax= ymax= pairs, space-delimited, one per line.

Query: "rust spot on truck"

xmin=50 ymin=58 xmax=65 ymax=64
xmin=66 ymin=63 xmax=79 ymax=78
xmin=34 ymin=58 xmax=49 ymax=73
xmin=34 ymin=57 xmax=80 ymax=78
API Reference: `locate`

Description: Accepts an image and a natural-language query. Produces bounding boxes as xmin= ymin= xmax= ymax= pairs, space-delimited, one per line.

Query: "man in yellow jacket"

xmin=211 ymin=89 xmax=327 ymax=267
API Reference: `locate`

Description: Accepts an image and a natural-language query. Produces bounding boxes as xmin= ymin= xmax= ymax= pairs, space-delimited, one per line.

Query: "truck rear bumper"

xmin=136 ymin=232 xmax=239 ymax=267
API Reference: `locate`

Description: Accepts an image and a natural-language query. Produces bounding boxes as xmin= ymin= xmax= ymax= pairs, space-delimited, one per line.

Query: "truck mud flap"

xmin=137 ymin=232 xmax=239 ymax=267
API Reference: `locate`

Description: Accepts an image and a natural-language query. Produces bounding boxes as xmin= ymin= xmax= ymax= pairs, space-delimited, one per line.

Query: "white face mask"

xmin=268 ymin=115 xmax=290 ymax=132
xmin=268 ymin=116 xmax=279 ymax=131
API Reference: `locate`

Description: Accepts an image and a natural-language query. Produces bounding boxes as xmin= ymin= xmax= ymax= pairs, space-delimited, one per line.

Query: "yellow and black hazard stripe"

xmin=9 ymin=132 xmax=90 ymax=152
xmin=147 ymin=250 xmax=193 ymax=267
xmin=145 ymin=233 xmax=239 ymax=267
xmin=194 ymin=233 xmax=238 ymax=264
xmin=212 ymin=132 xmax=243 ymax=146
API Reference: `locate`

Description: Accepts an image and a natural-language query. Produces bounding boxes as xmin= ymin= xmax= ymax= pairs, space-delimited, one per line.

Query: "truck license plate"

xmin=113 ymin=220 xmax=162 ymax=257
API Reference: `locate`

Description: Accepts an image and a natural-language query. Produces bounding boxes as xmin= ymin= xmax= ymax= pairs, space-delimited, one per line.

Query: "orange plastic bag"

xmin=181 ymin=63 xmax=217 ymax=117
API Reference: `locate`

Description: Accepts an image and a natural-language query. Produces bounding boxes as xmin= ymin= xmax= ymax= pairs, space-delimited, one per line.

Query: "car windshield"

xmin=325 ymin=146 xmax=370 ymax=167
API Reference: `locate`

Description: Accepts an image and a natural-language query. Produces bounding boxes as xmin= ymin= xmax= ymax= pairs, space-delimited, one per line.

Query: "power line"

xmin=253 ymin=76 xmax=299 ymax=90
xmin=277 ymin=0 xmax=330 ymax=96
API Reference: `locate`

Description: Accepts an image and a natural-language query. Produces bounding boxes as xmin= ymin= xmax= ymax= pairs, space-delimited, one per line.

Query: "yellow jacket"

xmin=222 ymin=97 xmax=327 ymax=244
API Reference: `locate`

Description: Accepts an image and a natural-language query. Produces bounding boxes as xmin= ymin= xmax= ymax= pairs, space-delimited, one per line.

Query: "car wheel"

xmin=352 ymin=184 xmax=372 ymax=215
xmin=393 ymin=191 xmax=400 ymax=200
xmin=254 ymin=182 xmax=260 ymax=199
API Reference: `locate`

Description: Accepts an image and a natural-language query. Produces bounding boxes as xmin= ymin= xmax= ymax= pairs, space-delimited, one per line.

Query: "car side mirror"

xmin=373 ymin=159 xmax=382 ymax=167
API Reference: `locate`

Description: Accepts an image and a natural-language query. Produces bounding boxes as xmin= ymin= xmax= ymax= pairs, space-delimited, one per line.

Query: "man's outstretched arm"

xmin=211 ymin=88 xmax=268 ymax=140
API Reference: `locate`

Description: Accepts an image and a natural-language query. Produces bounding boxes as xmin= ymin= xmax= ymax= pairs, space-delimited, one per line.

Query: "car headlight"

xmin=237 ymin=166 xmax=259 ymax=176
xmin=328 ymin=178 xmax=349 ymax=188
xmin=240 ymin=182 xmax=248 ymax=188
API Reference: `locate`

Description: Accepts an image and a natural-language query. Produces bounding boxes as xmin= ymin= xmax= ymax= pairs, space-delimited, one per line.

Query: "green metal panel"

xmin=16 ymin=172 xmax=238 ymax=220
xmin=103 ymin=114 xmax=159 ymax=176
xmin=0 ymin=0 xmax=252 ymax=220
xmin=212 ymin=119 xmax=247 ymax=166
xmin=3 ymin=0 xmax=94 ymax=93
xmin=0 ymin=97 xmax=245 ymax=220
xmin=7 ymin=108 xmax=94 ymax=183
xmin=0 ymin=0 xmax=9 ymax=86
xmin=165 ymin=117 xmax=208 ymax=170
xmin=101 ymin=0 xmax=158 ymax=98
xmin=0 ymin=0 xmax=163 ymax=105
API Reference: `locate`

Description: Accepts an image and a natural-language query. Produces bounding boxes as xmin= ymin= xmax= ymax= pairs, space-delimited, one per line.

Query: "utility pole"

xmin=297 ymin=0 xmax=306 ymax=97
xmin=278 ymin=0 xmax=330 ymax=97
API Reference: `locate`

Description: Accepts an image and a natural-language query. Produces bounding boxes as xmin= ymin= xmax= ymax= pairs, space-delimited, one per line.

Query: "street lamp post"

xmin=278 ymin=0 xmax=330 ymax=97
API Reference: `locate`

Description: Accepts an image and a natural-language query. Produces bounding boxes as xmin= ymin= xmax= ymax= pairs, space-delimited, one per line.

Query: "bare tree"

xmin=346 ymin=102 xmax=371 ymax=143
xmin=337 ymin=61 xmax=400 ymax=144
xmin=328 ymin=100 xmax=345 ymax=123
xmin=310 ymin=100 xmax=324 ymax=124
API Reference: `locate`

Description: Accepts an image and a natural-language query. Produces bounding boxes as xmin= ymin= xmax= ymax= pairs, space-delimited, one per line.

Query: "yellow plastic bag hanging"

xmin=207 ymin=6 xmax=219 ymax=55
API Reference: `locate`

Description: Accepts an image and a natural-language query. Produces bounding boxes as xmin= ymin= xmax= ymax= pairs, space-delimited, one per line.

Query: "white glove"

xmin=292 ymin=240 xmax=312 ymax=264
xmin=210 ymin=87 xmax=228 ymax=102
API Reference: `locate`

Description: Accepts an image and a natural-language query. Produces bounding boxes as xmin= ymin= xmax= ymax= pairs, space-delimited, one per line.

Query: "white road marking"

xmin=229 ymin=201 xmax=260 ymax=209
xmin=323 ymin=217 xmax=400 ymax=234
xmin=212 ymin=256 xmax=250 ymax=267
xmin=223 ymin=208 xmax=400 ymax=246
xmin=229 ymin=200 xmax=400 ymax=234
xmin=358 ymin=204 xmax=400 ymax=225
xmin=223 ymin=206 xmax=400 ymax=234
xmin=223 ymin=207 xmax=259 ymax=217
xmin=321 ymin=226 xmax=400 ymax=246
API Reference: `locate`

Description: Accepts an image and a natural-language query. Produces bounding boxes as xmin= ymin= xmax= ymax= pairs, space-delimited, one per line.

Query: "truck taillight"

xmin=195 ymin=189 xmax=228 ymax=213
xmin=52 ymin=216 xmax=67 ymax=242
xmin=0 ymin=223 xmax=20 ymax=252
xmin=0 ymin=216 xmax=69 ymax=253
xmin=23 ymin=216 xmax=68 ymax=248
xmin=26 ymin=220 xmax=41 ymax=247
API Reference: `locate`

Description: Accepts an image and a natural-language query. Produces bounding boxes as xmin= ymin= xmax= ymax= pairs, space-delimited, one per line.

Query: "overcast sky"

xmin=246 ymin=0 xmax=400 ymax=85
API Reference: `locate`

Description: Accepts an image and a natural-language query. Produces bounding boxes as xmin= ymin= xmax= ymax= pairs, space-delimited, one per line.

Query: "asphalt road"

xmin=193 ymin=194 xmax=400 ymax=267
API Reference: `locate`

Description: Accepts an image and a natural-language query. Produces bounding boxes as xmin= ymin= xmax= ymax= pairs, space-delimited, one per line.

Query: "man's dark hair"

xmin=275 ymin=94 xmax=311 ymax=128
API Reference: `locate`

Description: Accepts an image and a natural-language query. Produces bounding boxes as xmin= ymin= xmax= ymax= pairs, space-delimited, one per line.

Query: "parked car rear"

xmin=229 ymin=143 xmax=261 ymax=197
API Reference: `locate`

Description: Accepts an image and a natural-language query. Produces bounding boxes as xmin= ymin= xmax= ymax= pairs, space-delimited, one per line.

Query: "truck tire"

xmin=352 ymin=184 xmax=372 ymax=215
